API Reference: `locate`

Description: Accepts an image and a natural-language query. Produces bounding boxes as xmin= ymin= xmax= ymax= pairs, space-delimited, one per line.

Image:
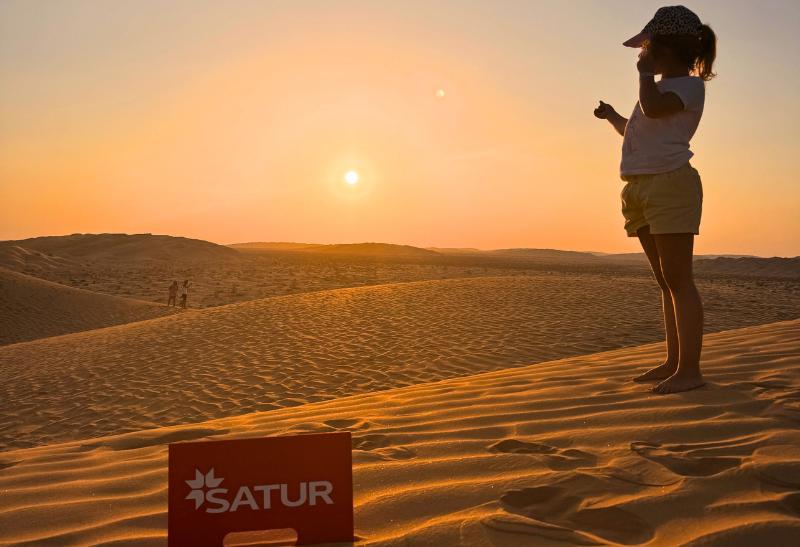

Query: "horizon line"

xmin=2 ymin=231 xmax=794 ymax=259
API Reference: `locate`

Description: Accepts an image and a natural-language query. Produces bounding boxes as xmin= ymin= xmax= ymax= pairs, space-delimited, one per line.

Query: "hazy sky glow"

xmin=1 ymin=0 xmax=798 ymax=255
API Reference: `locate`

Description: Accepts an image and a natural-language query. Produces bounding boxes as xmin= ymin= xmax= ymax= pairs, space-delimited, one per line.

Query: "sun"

xmin=344 ymin=170 xmax=359 ymax=185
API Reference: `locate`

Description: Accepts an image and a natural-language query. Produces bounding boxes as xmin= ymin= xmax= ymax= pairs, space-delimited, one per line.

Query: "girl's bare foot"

xmin=633 ymin=362 xmax=677 ymax=382
xmin=652 ymin=371 xmax=705 ymax=394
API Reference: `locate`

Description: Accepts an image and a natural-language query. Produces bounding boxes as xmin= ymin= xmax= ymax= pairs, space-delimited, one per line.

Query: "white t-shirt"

xmin=620 ymin=76 xmax=705 ymax=176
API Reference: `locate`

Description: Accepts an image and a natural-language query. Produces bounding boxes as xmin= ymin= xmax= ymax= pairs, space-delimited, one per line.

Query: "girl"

xmin=594 ymin=5 xmax=717 ymax=394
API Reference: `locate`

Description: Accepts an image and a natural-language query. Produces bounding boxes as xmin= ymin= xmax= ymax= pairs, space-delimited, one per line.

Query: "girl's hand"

xmin=593 ymin=101 xmax=616 ymax=119
xmin=636 ymin=48 xmax=656 ymax=74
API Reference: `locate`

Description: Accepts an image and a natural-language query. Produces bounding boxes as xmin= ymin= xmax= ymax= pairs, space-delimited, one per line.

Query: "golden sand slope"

xmin=0 ymin=320 xmax=798 ymax=546
xmin=0 ymin=245 xmax=81 ymax=275
xmin=0 ymin=267 xmax=178 ymax=346
xmin=3 ymin=275 xmax=796 ymax=450
xmin=2 ymin=234 xmax=241 ymax=263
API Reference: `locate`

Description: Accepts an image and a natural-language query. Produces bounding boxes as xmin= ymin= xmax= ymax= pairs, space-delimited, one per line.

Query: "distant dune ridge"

xmin=487 ymin=248 xmax=604 ymax=263
xmin=227 ymin=241 xmax=322 ymax=251
xmin=426 ymin=246 xmax=484 ymax=254
xmin=1 ymin=233 xmax=240 ymax=263
xmin=489 ymin=248 xmax=599 ymax=258
xmin=0 ymin=320 xmax=798 ymax=545
xmin=1 ymin=233 xmax=796 ymax=279
xmin=695 ymin=256 xmax=800 ymax=279
xmin=0 ymin=267 xmax=178 ymax=346
xmin=300 ymin=242 xmax=440 ymax=258
xmin=233 ymin=241 xmax=440 ymax=258
xmin=228 ymin=238 xmax=799 ymax=277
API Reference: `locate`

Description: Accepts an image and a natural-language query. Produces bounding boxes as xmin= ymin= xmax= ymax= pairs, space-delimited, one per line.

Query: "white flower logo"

xmin=185 ymin=468 xmax=224 ymax=509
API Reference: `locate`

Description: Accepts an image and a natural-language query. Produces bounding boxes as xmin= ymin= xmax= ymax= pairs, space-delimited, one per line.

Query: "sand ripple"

xmin=1 ymin=275 xmax=798 ymax=450
xmin=0 ymin=320 xmax=798 ymax=545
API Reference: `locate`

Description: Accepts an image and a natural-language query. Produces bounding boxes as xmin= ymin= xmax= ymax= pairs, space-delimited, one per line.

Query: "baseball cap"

xmin=623 ymin=5 xmax=702 ymax=48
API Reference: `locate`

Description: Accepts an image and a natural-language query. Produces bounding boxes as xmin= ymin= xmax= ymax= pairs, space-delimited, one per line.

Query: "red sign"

xmin=168 ymin=432 xmax=354 ymax=546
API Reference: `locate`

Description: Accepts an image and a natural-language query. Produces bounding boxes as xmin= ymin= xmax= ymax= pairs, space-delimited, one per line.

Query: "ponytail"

xmin=696 ymin=24 xmax=717 ymax=81
xmin=650 ymin=24 xmax=717 ymax=81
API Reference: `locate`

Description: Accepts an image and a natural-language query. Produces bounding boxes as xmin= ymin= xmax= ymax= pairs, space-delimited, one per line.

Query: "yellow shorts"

xmin=620 ymin=163 xmax=703 ymax=237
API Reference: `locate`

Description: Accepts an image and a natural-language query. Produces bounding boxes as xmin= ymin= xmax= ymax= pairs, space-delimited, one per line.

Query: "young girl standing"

xmin=594 ymin=5 xmax=717 ymax=394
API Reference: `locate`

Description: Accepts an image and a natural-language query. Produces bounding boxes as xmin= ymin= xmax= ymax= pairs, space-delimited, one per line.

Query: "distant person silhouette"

xmin=594 ymin=6 xmax=716 ymax=394
xmin=167 ymin=280 xmax=178 ymax=307
xmin=179 ymin=280 xmax=190 ymax=308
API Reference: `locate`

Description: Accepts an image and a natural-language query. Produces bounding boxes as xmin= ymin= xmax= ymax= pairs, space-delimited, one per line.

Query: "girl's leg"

xmin=652 ymin=233 xmax=705 ymax=394
xmin=633 ymin=225 xmax=680 ymax=381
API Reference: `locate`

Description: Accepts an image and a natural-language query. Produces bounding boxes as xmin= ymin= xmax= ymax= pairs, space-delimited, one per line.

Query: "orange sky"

xmin=1 ymin=1 xmax=798 ymax=256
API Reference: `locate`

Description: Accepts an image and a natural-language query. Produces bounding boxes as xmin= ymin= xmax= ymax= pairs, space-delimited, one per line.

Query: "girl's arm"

xmin=594 ymin=101 xmax=628 ymax=136
xmin=638 ymin=74 xmax=684 ymax=118
xmin=636 ymin=49 xmax=685 ymax=118
xmin=606 ymin=110 xmax=629 ymax=136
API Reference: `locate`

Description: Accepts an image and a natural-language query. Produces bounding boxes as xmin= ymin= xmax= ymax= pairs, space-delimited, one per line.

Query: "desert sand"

xmin=0 ymin=320 xmax=798 ymax=545
xmin=1 ymin=235 xmax=798 ymax=545
xmin=693 ymin=256 xmax=800 ymax=279
xmin=3 ymin=234 xmax=240 ymax=263
xmin=3 ymin=275 xmax=798 ymax=450
xmin=0 ymin=267 xmax=178 ymax=346
xmin=3 ymin=235 xmax=797 ymax=311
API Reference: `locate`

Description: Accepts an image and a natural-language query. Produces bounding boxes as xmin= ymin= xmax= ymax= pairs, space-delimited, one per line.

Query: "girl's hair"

xmin=649 ymin=24 xmax=717 ymax=81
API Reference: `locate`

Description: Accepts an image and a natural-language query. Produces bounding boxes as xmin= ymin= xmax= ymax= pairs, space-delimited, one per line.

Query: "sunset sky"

xmin=1 ymin=0 xmax=798 ymax=256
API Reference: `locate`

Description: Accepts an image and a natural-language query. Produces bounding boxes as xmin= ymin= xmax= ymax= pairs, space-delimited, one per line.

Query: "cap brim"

xmin=623 ymin=31 xmax=649 ymax=48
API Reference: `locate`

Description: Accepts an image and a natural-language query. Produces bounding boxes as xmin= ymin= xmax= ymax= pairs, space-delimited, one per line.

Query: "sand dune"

xmin=231 ymin=242 xmax=439 ymax=258
xmin=2 ymin=275 xmax=798 ymax=450
xmin=4 ymin=235 xmax=793 ymax=314
xmin=0 ymin=245 xmax=82 ymax=276
xmin=1 ymin=233 xmax=241 ymax=263
xmin=0 ymin=320 xmax=798 ymax=545
xmin=0 ymin=267 xmax=179 ymax=346
xmin=425 ymin=246 xmax=484 ymax=254
xmin=488 ymin=248 xmax=603 ymax=262
xmin=298 ymin=242 xmax=440 ymax=258
xmin=695 ymin=256 xmax=800 ymax=279
xmin=228 ymin=242 xmax=322 ymax=251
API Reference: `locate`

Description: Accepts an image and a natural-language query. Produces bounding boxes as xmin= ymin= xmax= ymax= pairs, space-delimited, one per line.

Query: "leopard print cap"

xmin=642 ymin=5 xmax=702 ymax=36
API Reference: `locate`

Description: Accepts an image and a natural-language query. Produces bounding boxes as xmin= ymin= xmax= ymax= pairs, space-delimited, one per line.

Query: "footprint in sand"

xmin=495 ymin=484 xmax=654 ymax=544
xmin=483 ymin=512 xmax=603 ymax=545
xmin=750 ymin=444 xmax=800 ymax=489
xmin=351 ymin=432 xmax=416 ymax=462
xmin=489 ymin=438 xmax=597 ymax=470
xmin=353 ymin=433 xmax=393 ymax=451
xmin=280 ymin=421 xmax=415 ymax=462
xmin=353 ymin=446 xmax=416 ymax=463
xmin=763 ymin=397 xmax=800 ymax=424
xmin=488 ymin=439 xmax=556 ymax=455
xmin=779 ymin=491 xmax=800 ymax=517
xmin=323 ymin=418 xmax=370 ymax=430
xmin=600 ymin=455 xmax=682 ymax=487
xmin=630 ymin=441 xmax=741 ymax=477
